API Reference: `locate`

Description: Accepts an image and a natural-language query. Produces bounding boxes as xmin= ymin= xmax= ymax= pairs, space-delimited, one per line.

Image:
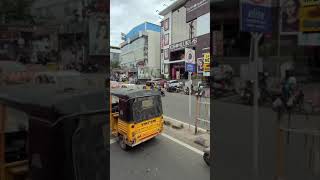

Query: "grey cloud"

xmin=110 ymin=0 xmax=176 ymax=46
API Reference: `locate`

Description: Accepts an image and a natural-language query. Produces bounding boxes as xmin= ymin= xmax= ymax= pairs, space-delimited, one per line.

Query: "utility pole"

xmin=251 ymin=32 xmax=263 ymax=180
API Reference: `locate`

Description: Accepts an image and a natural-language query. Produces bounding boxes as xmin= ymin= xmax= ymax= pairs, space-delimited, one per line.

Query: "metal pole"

xmin=252 ymin=32 xmax=262 ymax=180
xmin=188 ymin=72 xmax=192 ymax=129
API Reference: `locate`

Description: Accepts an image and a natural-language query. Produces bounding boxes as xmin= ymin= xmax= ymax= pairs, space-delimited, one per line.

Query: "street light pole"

xmin=251 ymin=32 xmax=263 ymax=180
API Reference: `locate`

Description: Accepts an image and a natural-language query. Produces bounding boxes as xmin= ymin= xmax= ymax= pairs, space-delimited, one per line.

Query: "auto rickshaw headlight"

xmin=131 ymin=125 xmax=135 ymax=128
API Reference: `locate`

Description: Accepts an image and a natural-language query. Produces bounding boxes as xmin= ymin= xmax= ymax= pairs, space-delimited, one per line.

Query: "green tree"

xmin=0 ymin=0 xmax=34 ymax=24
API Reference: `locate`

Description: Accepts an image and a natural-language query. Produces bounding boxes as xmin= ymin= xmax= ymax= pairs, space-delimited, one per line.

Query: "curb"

xmin=163 ymin=115 xmax=209 ymax=133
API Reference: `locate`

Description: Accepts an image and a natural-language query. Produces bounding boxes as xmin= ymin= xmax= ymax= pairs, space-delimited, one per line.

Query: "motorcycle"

xmin=203 ymin=147 xmax=210 ymax=166
xmin=240 ymin=72 xmax=272 ymax=105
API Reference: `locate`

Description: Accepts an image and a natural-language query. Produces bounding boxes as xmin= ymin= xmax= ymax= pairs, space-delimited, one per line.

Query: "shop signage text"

xmin=300 ymin=5 xmax=320 ymax=32
xmin=169 ymin=38 xmax=197 ymax=51
xmin=301 ymin=0 xmax=320 ymax=6
xmin=240 ymin=0 xmax=272 ymax=32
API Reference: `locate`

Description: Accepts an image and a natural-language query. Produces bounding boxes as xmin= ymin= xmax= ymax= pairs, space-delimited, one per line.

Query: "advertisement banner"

xmin=300 ymin=0 xmax=320 ymax=6
xmin=280 ymin=0 xmax=300 ymax=35
xmin=240 ymin=0 xmax=272 ymax=32
xmin=298 ymin=32 xmax=320 ymax=45
xmin=197 ymin=58 xmax=204 ymax=73
xmin=185 ymin=48 xmax=195 ymax=64
xmin=185 ymin=0 xmax=210 ymax=22
xmin=138 ymin=66 xmax=160 ymax=79
xmin=300 ymin=5 xmax=320 ymax=32
xmin=89 ymin=13 xmax=108 ymax=55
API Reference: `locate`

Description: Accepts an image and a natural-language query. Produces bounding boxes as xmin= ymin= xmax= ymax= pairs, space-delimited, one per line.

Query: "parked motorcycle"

xmin=203 ymin=147 xmax=210 ymax=166
xmin=240 ymin=72 xmax=273 ymax=105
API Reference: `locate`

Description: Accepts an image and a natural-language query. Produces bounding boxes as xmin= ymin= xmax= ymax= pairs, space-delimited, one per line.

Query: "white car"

xmin=167 ymin=80 xmax=183 ymax=88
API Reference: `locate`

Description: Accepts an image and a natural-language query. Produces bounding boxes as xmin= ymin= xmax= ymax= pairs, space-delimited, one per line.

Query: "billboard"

xmin=89 ymin=13 xmax=108 ymax=55
xmin=300 ymin=5 xmax=320 ymax=32
xmin=240 ymin=0 xmax=272 ymax=32
xmin=185 ymin=0 xmax=210 ymax=22
xmin=280 ymin=0 xmax=300 ymax=35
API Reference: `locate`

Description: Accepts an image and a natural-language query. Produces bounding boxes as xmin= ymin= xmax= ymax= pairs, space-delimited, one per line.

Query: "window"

xmin=196 ymin=13 xmax=210 ymax=37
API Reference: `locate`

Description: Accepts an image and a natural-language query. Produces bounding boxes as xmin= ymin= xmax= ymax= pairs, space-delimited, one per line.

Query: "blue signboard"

xmin=186 ymin=63 xmax=196 ymax=72
xmin=241 ymin=3 xmax=272 ymax=32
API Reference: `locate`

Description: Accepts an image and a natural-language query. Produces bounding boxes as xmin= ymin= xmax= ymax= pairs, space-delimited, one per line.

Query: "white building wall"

xmin=147 ymin=30 xmax=160 ymax=69
xmin=171 ymin=6 xmax=193 ymax=44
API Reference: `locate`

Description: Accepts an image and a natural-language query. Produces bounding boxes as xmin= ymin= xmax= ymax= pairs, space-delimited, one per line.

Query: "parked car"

xmin=166 ymin=80 xmax=183 ymax=88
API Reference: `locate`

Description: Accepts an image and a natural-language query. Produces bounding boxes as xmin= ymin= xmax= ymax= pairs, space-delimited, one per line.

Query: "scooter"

xmin=203 ymin=147 xmax=210 ymax=166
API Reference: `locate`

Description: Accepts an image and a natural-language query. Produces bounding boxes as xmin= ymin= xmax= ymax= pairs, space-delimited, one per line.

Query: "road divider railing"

xmin=195 ymin=97 xmax=210 ymax=134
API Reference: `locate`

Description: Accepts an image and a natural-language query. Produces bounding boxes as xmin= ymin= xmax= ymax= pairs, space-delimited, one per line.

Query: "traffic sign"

xmin=186 ymin=63 xmax=196 ymax=72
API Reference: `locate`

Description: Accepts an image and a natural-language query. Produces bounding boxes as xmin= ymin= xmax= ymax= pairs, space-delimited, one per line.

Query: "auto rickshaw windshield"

xmin=129 ymin=95 xmax=162 ymax=123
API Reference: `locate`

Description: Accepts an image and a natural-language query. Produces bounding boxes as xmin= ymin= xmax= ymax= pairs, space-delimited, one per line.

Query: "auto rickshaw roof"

xmin=0 ymin=84 xmax=106 ymax=118
xmin=111 ymin=88 xmax=160 ymax=100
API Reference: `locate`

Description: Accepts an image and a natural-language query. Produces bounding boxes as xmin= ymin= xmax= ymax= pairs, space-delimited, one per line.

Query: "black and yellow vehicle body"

xmin=111 ymin=89 xmax=164 ymax=150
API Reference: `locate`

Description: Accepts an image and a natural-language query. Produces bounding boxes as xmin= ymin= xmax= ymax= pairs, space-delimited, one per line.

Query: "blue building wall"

xmin=125 ymin=22 xmax=160 ymax=41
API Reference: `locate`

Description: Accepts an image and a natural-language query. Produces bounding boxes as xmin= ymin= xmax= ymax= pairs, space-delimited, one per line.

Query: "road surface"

xmin=110 ymin=134 xmax=210 ymax=180
xmin=162 ymin=92 xmax=210 ymax=129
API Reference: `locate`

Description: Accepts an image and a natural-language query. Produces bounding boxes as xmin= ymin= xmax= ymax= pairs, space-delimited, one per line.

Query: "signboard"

xmin=89 ymin=13 xmax=108 ymax=55
xmin=186 ymin=63 xmax=196 ymax=72
xmin=169 ymin=38 xmax=197 ymax=51
xmin=301 ymin=0 xmax=320 ymax=6
xmin=203 ymin=53 xmax=210 ymax=63
xmin=185 ymin=48 xmax=195 ymax=64
xmin=197 ymin=58 xmax=204 ymax=73
xmin=185 ymin=0 xmax=210 ymax=22
xmin=280 ymin=0 xmax=300 ymax=34
xmin=240 ymin=0 xmax=272 ymax=32
xmin=300 ymin=5 xmax=320 ymax=32
xmin=298 ymin=32 xmax=320 ymax=45
xmin=203 ymin=63 xmax=210 ymax=72
xmin=202 ymin=52 xmax=210 ymax=76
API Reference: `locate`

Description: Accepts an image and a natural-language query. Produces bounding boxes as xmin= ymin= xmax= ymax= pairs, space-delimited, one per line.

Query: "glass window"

xmin=196 ymin=13 xmax=210 ymax=37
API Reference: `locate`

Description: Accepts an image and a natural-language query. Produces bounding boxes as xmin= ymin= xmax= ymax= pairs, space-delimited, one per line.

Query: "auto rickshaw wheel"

xmin=119 ymin=135 xmax=128 ymax=150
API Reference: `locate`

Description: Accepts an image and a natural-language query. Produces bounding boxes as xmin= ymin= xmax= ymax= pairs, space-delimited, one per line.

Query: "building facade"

xmin=120 ymin=22 xmax=161 ymax=80
xmin=30 ymin=0 xmax=108 ymax=68
xmin=159 ymin=0 xmax=210 ymax=80
xmin=110 ymin=46 xmax=120 ymax=63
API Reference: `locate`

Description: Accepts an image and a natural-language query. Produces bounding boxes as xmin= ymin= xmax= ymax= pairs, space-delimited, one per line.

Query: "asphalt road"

xmin=110 ymin=135 xmax=210 ymax=180
xmin=212 ymin=100 xmax=320 ymax=180
xmin=162 ymin=92 xmax=210 ymax=129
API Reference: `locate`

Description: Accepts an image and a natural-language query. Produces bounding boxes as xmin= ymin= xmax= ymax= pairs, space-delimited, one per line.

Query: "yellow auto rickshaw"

xmin=110 ymin=89 xmax=164 ymax=150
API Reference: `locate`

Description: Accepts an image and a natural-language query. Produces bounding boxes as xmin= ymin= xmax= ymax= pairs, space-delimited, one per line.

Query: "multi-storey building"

xmin=120 ymin=22 xmax=161 ymax=80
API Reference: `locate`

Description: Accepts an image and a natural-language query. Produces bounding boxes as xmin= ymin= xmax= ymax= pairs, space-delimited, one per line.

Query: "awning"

xmin=164 ymin=60 xmax=185 ymax=64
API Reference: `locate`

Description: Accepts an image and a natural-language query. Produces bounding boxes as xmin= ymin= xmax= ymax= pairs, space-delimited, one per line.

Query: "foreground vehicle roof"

xmin=0 ymin=84 xmax=106 ymax=119
xmin=111 ymin=88 xmax=160 ymax=99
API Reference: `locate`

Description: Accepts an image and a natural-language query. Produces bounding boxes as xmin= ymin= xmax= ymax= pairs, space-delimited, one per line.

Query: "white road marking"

xmin=163 ymin=115 xmax=208 ymax=133
xmin=161 ymin=133 xmax=204 ymax=156
xmin=110 ymin=138 xmax=117 ymax=144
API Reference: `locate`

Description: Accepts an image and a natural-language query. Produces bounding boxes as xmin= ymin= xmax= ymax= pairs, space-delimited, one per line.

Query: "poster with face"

xmin=280 ymin=0 xmax=300 ymax=34
xmin=89 ymin=13 xmax=108 ymax=55
xmin=197 ymin=58 xmax=204 ymax=73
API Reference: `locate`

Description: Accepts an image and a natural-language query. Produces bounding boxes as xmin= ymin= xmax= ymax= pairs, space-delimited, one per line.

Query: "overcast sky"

xmin=110 ymin=0 xmax=177 ymax=47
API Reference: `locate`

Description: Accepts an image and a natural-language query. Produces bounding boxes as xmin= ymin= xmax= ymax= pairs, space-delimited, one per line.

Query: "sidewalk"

xmin=163 ymin=117 xmax=210 ymax=151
